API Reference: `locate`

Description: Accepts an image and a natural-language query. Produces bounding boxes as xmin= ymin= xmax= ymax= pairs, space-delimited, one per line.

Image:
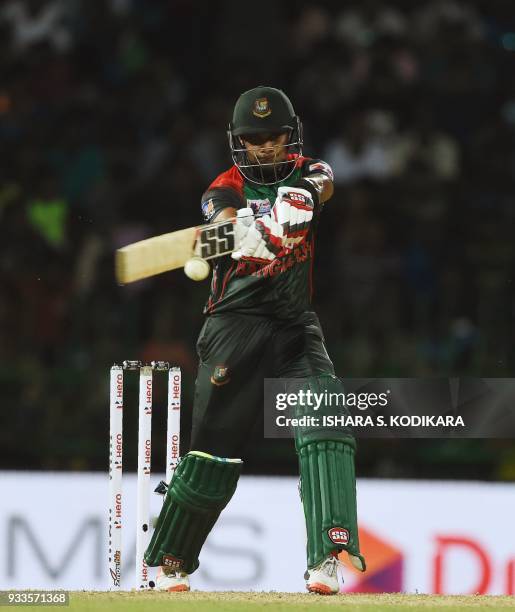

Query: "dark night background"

xmin=1 ymin=0 xmax=514 ymax=480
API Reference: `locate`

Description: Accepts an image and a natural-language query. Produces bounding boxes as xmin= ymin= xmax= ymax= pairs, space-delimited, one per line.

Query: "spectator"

xmin=0 ymin=0 xmax=512 ymax=479
xmin=324 ymin=111 xmax=392 ymax=183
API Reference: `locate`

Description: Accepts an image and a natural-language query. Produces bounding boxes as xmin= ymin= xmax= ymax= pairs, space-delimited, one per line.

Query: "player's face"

xmin=241 ymin=132 xmax=289 ymax=164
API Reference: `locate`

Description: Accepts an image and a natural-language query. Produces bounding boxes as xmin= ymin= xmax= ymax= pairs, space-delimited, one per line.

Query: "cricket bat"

xmin=115 ymin=218 xmax=237 ymax=284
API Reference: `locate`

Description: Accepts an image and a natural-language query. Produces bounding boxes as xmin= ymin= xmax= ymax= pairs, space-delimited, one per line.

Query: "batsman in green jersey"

xmin=145 ymin=86 xmax=366 ymax=595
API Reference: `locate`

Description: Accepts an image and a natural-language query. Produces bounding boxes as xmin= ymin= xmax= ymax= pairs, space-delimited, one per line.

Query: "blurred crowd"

xmin=1 ymin=0 xmax=514 ymax=478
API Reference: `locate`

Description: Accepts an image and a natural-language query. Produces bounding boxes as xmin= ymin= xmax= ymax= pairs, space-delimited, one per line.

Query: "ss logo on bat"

xmin=198 ymin=222 xmax=235 ymax=259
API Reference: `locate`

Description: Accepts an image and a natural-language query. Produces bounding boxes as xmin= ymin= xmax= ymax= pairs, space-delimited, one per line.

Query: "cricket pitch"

xmin=68 ymin=591 xmax=515 ymax=611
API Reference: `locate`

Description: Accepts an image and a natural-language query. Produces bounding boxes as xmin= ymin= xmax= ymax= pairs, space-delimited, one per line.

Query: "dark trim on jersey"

xmin=203 ymin=186 xmax=243 ymax=209
xmin=207 ymin=261 xmax=235 ymax=313
xmin=201 ymin=185 xmax=244 ymax=222
xmin=309 ymin=235 xmax=315 ymax=300
xmin=206 ymin=267 xmax=219 ymax=312
xmin=218 ymin=262 xmax=235 ymax=302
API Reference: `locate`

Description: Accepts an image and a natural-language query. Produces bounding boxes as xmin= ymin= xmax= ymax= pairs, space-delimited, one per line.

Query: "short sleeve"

xmin=201 ymin=186 xmax=243 ymax=222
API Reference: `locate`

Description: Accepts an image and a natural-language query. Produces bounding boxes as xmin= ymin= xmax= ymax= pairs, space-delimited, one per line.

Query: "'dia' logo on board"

xmin=253 ymin=98 xmax=271 ymax=118
xmin=340 ymin=527 xmax=404 ymax=593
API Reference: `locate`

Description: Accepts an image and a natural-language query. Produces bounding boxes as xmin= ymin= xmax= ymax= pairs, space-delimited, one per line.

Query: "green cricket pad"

xmin=292 ymin=374 xmax=355 ymax=448
xmin=144 ymin=451 xmax=242 ymax=574
xmin=291 ymin=375 xmax=365 ymax=570
xmin=298 ymin=439 xmax=366 ymax=571
xmin=284 ymin=373 xmax=366 ymax=571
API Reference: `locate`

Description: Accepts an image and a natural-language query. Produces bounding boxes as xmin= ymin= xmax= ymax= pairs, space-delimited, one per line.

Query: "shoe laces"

xmin=305 ymin=552 xmax=343 ymax=581
xmin=319 ymin=554 xmax=341 ymax=578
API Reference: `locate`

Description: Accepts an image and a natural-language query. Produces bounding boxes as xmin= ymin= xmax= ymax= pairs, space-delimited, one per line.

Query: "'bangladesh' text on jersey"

xmin=200 ymin=155 xmax=333 ymax=320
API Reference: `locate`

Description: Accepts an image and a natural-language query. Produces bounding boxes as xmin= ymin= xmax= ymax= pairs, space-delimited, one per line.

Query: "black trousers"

xmin=190 ymin=311 xmax=334 ymax=457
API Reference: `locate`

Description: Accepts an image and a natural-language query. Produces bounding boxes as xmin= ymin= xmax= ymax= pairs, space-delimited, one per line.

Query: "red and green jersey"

xmin=200 ymin=155 xmax=333 ymax=319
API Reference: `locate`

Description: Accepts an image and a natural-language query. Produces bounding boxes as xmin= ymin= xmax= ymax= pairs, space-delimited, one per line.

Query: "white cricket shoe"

xmin=305 ymin=552 xmax=341 ymax=595
xmin=156 ymin=566 xmax=190 ymax=592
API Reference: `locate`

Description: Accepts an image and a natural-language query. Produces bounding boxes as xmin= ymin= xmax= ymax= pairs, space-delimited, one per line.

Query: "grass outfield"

xmin=67 ymin=592 xmax=515 ymax=611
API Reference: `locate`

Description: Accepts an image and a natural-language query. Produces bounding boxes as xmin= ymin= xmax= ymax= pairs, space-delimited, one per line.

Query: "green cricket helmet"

xmin=228 ymin=86 xmax=303 ymax=185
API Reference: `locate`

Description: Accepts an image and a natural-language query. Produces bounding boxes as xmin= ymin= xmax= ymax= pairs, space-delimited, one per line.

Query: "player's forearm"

xmin=295 ymin=174 xmax=334 ymax=206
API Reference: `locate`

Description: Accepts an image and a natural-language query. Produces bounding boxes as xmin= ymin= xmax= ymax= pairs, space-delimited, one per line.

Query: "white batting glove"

xmin=233 ymin=208 xmax=254 ymax=244
xmin=232 ymin=213 xmax=283 ymax=263
xmin=272 ymin=186 xmax=314 ymax=250
xmin=232 ymin=208 xmax=258 ymax=261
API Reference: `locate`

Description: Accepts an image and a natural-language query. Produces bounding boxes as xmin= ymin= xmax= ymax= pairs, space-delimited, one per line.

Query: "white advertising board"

xmin=0 ymin=472 xmax=513 ymax=594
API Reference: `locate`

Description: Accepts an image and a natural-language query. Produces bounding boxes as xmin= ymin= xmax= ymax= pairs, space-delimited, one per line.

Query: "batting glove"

xmin=272 ymin=186 xmax=314 ymax=250
xmin=232 ymin=214 xmax=283 ymax=263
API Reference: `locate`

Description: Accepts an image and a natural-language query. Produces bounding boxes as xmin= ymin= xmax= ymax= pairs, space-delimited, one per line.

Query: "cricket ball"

xmin=184 ymin=257 xmax=210 ymax=281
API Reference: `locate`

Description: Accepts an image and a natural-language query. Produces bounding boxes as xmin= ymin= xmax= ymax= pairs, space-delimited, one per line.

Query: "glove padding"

xmin=233 ymin=207 xmax=254 ymax=247
xmin=232 ymin=213 xmax=283 ymax=263
xmin=272 ymin=186 xmax=314 ymax=251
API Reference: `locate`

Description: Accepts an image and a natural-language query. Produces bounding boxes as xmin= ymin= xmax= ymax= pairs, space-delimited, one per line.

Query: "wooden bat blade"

xmin=115 ymin=218 xmax=237 ymax=284
xmin=116 ymin=226 xmax=197 ymax=284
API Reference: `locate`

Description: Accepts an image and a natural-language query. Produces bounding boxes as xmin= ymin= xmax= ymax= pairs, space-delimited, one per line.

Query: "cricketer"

xmin=144 ymin=86 xmax=366 ymax=595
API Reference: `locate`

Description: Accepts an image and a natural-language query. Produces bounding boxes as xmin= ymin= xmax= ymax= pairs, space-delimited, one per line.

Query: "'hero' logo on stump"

xmin=253 ymin=98 xmax=271 ymax=118
xmin=328 ymin=527 xmax=349 ymax=545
